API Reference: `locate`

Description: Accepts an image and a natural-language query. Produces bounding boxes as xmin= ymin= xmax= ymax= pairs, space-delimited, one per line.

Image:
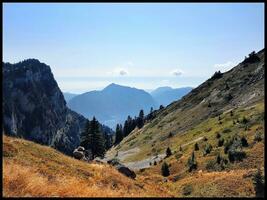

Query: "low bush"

xmin=182 ymin=184 xmax=193 ymax=196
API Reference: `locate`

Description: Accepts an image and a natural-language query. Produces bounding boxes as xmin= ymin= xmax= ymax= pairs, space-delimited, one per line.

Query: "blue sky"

xmin=3 ymin=3 xmax=264 ymax=93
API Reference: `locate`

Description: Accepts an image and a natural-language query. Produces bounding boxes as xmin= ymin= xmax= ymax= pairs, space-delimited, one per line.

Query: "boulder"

xmin=107 ymin=158 xmax=136 ymax=179
xmin=73 ymin=149 xmax=85 ymax=160
xmin=115 ymin=164 xmax=136 ymax=179
xmin=77 ymin=146 xmax=85 ymax=151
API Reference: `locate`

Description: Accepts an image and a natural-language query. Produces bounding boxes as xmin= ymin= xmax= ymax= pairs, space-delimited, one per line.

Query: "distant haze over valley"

xmin=65 ymin=84 xmax=192 ymax=129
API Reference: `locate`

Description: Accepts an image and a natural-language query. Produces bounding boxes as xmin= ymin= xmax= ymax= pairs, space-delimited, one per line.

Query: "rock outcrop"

xmin=2 ymin=59 xmax=87 ymax=155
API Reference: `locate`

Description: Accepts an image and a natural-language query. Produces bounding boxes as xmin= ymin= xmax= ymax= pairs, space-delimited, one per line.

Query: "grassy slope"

xmin=105 ymin=50 xmax=264 ymax=197
xmin=3 ymin=135 xmax=173 ymax=197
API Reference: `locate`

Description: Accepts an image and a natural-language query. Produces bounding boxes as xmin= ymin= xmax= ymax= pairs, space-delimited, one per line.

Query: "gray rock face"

xmin=3 ymin=59 xmax=87 ymax=155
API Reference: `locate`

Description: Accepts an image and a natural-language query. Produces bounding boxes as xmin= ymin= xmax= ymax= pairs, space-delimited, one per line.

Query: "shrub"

xmin=241 ymin=136 xmax=249 ymax=147
xmin=203 ymin=143 xmax=212 ymax=156
xmin=222 ymin=128 xmax=231 ymax=133
xmin=206 ymin=160 xmax=216 ymax=171
xmin=243 ymin=51 xmax=260 ymax=64
xmin=166 ymin=147 xmax=172 ymax=157
xmin=168 ymin=132 xmax=173 ymax=138
xmin=241 ymin=116 xmax=249 ymax=124
xmin=182 ymin=184 xmax=193 ymax=196
xmin=228 ymin=146 xmax=246 ymax=162
xmin=254 ymin=132 xmax=263 ymax=142
xmin=211 ymin=71 xmax=223 ymax=80
xmin=161 ymin=162 xmax=170 ymax=177
xmin=194 ymin=143 xmax=199 ymax=151
xmin=179 ymin=146 xmax=183 ymax=152
xmin=224 ymin=139 xmax=233 ymax=154
xmin=252 ymin=169 xmax=265 ymax=197
xmin=218 ymin=138 xmax=224 ymax=147
xmin=216 ymin=132 xmax=221 ymax=139
xmin=225 ymin=93 xmax=233 ymax=101
xmin=187 ymin=152 xmax=197 ymax=172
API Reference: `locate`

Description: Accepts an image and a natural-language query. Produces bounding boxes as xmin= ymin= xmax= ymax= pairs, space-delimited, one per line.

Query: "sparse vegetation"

xmin=254 ymin=132 xmax=263 ymax=142
xmin=203 ymin=143 xmax=212 ymax=156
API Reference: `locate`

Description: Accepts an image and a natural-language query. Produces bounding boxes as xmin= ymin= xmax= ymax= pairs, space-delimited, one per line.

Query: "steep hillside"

xmin=151 ymin=86 xmax=193 ymax=106
xmin=105 ymin=50 xmax=264 ymax=197
xmin=108 ymin=49 xmax=264 ymax=161
xmin=68 ymin=83 xmax=157 ymax=129
xmin=3 ymin=135 xmax=171 ymax=197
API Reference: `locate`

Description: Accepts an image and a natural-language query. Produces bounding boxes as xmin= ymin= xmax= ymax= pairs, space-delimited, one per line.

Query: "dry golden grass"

xmin=3 ymin=135 xmax=170 ymax=197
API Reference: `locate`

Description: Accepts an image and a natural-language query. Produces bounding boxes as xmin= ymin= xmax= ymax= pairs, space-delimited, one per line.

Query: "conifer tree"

xmin=80 ymin=117 xmax=106 ymax=159
xmin=187 ymin=151 xmax=197 ymax=172
xmin=115 ymin=124 xmax=123 ymax=144
xmin=137 ymin=109 xmax=144 ymax=128
xmin=90 ymin=117 xmax=105 ymax=158
xmin=166 ymin=147 xmax=172 ymax=157
xmin=194 ymin=143 xmax=199 ymax=151
xmin=161 ymin=162 xmax=170 ymax=177
xmin=80 ymin=119 xmax=93 ymax=150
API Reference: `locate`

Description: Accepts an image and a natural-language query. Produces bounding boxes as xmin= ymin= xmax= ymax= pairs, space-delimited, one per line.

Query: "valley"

xmin=3 ymin=49 xmax=265 ymax=197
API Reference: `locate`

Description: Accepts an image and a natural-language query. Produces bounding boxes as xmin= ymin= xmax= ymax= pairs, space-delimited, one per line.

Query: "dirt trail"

xmin=103 ymin=136 xmax=204 ymax=170
xmin=181 ymin=136 xmax=204 ymax=148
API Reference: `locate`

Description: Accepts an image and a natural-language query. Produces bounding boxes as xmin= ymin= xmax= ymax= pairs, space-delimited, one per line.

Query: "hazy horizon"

xmin=3 ymin=3 xmax=264 ymax=93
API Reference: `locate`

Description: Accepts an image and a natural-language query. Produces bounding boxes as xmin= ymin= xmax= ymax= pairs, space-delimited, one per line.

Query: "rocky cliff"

xmin=2 ymin=59 xmax=87 ymax=155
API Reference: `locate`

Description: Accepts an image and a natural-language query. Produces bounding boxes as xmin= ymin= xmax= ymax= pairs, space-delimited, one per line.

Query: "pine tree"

xmin=90 ymin=117 xmax=105 ymax=158
xmin=80 ymin=117 xmax=106 ymax=159
xmin=187 ymin=151 xmax=197 ymax=172
xmin=166 ymin=147 xmax=172 ymax=157
xmin=137 ymin=109 xmax=144 ymax=128
xmin=80 ymin=119 xmax=93 ymax=150
xmin=115 ymin=124 xmax=123 ymax=144
xmin=161 ymin=162 xmax=170 ymax=177
xmin=194 ymin=143 xmax=199 ymax=151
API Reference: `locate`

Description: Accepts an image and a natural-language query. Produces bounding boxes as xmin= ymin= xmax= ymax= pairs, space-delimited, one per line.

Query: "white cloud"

xmin=112 ymin=68 xmax=129 ymax=76
xmin=214 ymin=61 xmax=236 ymax=72
xmin=170 ymin=69 xmax=183 ymax=76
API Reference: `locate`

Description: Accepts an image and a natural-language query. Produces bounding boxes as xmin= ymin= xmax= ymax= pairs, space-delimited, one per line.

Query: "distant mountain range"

xmin=150 ymin=86 xmax=193 ymax=106
xmin=67 ymin=83 xmax=158 ymax=129
xmin=63 ymin=92 xmax=78 ymax=102
xmin=66 ymin=84 xmax=192 ymax=129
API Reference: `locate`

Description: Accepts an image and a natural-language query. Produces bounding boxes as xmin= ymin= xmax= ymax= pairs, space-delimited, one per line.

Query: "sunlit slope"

xmin=3 ymin=135 xmax=171 ymax=197
xmin=108 ymin=49 xmax=264 ymax=163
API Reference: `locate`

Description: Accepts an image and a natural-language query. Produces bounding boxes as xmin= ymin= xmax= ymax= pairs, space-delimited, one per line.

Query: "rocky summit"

xmin=3 ymin=59 xmax=87 ymax=155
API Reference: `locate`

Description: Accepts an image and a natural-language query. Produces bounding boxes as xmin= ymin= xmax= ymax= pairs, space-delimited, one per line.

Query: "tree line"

xmin=80 ymin=105 xmax=164 ymax=159
xmin=115 ymin=105 xmax=164 ymax=144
